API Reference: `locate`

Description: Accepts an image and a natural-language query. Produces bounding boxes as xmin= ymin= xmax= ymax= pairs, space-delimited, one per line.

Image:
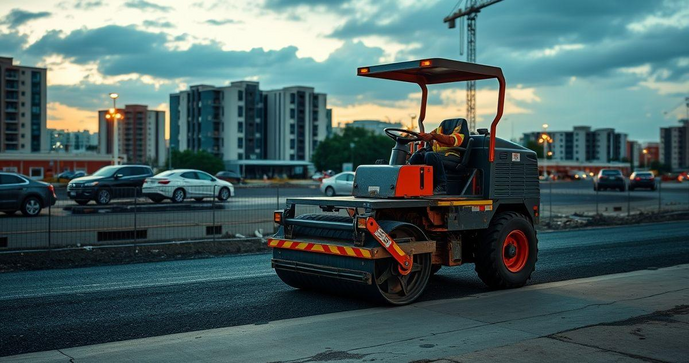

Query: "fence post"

xmin=212 ymin=185 xmax=216 ymax=243
xmin=627 ymin=181 xmax=631 ymax=217
xmin=48 ymin=202 xmax=52 ymax=249
xmin=549 ymin=179 xmax=553 ymax=224
xmin=658 ymin=179 xmax=662 ymax=212
xmin=134 ymin=187 xmax=138 ymax=243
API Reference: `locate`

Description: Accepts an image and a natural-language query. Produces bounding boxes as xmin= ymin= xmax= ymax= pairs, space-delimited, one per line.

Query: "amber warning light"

xmin=420 ymin=60 xmax=432 ymax=67
xmin=358 ymin=67 xmax=370 ymax=74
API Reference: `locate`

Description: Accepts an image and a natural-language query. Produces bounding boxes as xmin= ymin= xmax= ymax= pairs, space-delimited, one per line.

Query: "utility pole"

xmin=444 ymin=0 xmax=504 ymax=132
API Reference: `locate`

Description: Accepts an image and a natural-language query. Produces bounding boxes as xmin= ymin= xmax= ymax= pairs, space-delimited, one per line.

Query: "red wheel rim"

xmin=502 ymin=230 xmax=529 ymax=273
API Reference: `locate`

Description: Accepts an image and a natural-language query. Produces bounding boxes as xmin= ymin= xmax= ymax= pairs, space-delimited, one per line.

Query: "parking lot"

xmin=1 ymin=180 xmax=687 ymax=250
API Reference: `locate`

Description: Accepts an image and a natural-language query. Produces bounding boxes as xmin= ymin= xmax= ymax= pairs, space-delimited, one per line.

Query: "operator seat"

xmin=436 ymin=118 xmax=472 ymax=173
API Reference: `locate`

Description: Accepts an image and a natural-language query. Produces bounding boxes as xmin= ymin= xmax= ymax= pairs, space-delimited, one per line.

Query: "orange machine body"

xmin=394 ymin=165 xmax=434 ymax=197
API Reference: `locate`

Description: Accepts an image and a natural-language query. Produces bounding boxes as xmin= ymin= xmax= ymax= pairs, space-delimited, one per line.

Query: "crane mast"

xmin=444 ymin=0 xmax=503 ymax=131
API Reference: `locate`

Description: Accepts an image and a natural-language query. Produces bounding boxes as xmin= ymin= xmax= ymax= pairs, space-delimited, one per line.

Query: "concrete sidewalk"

xmin=5 ymin=265 xmax=689 ymax=363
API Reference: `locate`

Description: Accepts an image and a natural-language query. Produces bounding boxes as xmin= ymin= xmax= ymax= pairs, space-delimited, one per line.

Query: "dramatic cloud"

xmin=204 ymin=19 xmax=240 ymax=26
xmin=123 ymin=0 xmax=172 ymax=12
xmin=1 ymin=8 xmax=51 ymax=27
xmin=143 ymin=19 xmax=175 ymax=28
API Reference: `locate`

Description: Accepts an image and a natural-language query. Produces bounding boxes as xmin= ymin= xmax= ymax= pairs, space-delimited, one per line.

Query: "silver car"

xmin=320 ymin=172 xmax=354 ymax=196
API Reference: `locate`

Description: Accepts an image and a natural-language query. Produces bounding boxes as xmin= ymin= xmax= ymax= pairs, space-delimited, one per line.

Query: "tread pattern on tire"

xmin=474 ymin=211 xmax=538 ymax=289
xmin=291 ymin=213 xmax=353 ymax=240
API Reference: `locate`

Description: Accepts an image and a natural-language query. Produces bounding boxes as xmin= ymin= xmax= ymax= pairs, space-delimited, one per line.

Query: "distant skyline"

xmin=1 ymin=0 xmax=687 ymax=142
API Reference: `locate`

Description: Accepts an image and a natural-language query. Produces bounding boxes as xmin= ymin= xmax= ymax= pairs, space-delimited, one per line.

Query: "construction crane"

xmin=444 ymin=0 xmax=503 ymax=131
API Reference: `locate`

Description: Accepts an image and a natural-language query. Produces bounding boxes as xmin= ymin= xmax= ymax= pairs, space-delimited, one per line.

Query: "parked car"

xmin=57 ymin=170 xmax=86 ymax=181
xmin=311 ymin=170 xmax=335 ymax=182
xmin=593 ymin=169 xmax=626 ymax=192
xmin=320 ymin=171 xmax=354 ymax=196
xmin=67 ymin=165 xmax=154 ymax=205
xmin=142 ymin=169 xmax=235 ymax=203
xmin=216 ymin=170 xmax=243 ymax=184
xmin=0 ymin=172 xmax=56 ymax=216
xmin=629 ymin=171 xmax=656 ymax=191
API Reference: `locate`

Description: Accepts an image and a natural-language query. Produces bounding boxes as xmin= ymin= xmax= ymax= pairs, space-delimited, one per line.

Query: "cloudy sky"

xmin=1 ymin=0 xmax=687 ymax=142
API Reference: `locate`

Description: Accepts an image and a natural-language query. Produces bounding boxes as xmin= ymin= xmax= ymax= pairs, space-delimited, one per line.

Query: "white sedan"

xmin=142 ymin=169 xmax=235 ymax=203
xmin=320 ymin=171 xmax=354 ymax=196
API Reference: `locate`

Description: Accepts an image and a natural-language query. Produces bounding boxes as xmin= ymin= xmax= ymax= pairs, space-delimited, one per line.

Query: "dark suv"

xmin=0 ymin=172 xmax=57 ymax=216
xmin=67 ymin=165 xmax=153 ymax=205
xmin=594 ymin=169 xmax=626 ymax=192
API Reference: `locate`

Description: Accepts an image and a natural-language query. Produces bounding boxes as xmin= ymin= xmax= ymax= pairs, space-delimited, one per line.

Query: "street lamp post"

xmin=643 ymin=148 xmax=649 ymax=169
xmin=106 ymin=93 xmax=122 ymax=165
xmin=539 ymin=124 xmax=552 ymax=179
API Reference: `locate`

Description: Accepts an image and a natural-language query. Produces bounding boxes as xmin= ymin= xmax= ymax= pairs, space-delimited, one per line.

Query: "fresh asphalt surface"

xmin=2 ymin=221 xmax=689 ymax=357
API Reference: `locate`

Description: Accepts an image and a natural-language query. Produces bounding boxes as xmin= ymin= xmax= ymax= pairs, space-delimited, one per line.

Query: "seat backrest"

xmin=437 ymin=118 xmax=470 ymax=148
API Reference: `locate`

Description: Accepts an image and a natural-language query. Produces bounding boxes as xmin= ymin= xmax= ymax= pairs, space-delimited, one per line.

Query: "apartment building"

xmin=171 ymin=82 xmax=331 ymax=164
xmin=98 ymin=105 xmax=166 ymax=166
xmin=48 ymin=129 xmax=98 ymax=152
xmin=0 ymin=57 xmax=47 ymax=153
xmin=660 ymin=119 xmax=688 ymax=171
xmin=523 ymin=126 xmax=628 ymax=162
xmin=170 ymin=81 xmax=265 ymax=161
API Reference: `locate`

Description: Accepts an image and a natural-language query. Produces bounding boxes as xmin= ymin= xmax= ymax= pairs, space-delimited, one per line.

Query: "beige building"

xmin=0 ymin=57 xmax=48 ymax=153
xmin=98 ymin=105 xmax=166 ymax=167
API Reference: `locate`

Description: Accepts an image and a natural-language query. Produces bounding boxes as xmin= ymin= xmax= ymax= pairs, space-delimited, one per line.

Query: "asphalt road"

xmin=1 ymin=221 xmax=689 ymax=357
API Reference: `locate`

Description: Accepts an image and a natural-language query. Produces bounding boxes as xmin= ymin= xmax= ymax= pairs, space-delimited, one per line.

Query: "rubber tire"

xmin=149 ymin=196 xmax=164 ymax=203
xmin=21 ymin=196 xmax=42 ymax=217
xmin=171 ymin=188 xmax=186 ymax=203
xmin=194 ymin=198 xmax=204 ymax=202
xmin=4 ymin=210 xmax=17 ymax=215
xmin=475 ymin=212 xmax=538 ymax=289
xmin=217 ymin=187 xmax=230 ymax=201
xmin=325 ymin=187 xmax=335 ymax=197
xmin=95 ymin=189 xmax=111 ymax=205
xmin=75 ymin=200 xmax=89 ymax=205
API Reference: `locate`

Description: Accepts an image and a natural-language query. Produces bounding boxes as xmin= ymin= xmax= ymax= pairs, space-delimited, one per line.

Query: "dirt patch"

xmin=538 ymin=211 xmax=689 ymax=231
xmin=0 ymin=238 xmax=269 ymax=272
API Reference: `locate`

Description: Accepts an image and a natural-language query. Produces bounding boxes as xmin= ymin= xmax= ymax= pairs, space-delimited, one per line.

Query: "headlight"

xmin=85 ymin=181 xmax=99 ymax=187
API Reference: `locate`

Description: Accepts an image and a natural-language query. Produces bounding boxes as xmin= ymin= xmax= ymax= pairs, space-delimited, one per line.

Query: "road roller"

xmin=269 ymin=58 xmax=540 ymax=305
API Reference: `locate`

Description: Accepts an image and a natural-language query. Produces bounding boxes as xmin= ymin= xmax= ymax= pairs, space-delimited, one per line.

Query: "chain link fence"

xmin=0 ymin=185 xmax=321 ymax=251
xmin=1 ymin=181 xmax=688 ymax=251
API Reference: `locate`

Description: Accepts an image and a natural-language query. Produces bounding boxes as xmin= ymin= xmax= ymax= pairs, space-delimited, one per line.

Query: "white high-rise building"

xmin=264 ymin=86 xmax=328 ymax=161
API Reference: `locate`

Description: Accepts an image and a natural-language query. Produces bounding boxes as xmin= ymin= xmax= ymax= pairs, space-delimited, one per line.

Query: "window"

xmin=0 ymin=174 xmax=26 ymax=184
xmin=2 ymin=167 xmax=18 ymax=173
xmin=290 ymin=139 xmax=295 ymax=149
xmin=238 ymin=122 xmax=244 ymax=133
xmin=290 ymin=124 xmax=295 ymax=134
xmin=196 ymin=172 xmax=213 ymax=181
xmin=290 ymin=109 xmax=295 ymax=119
xmin=238 ymin=137 xmax=244 ymax=148
xmin=336 ymin=174 xmax=347 ymax=181
xmin=30 ymin=167 xmax=44 ymax=179
xmin=238 ymin=106 xmax=243 ymax=117
xmin=290 ymin=93 xmax=295 ymax=104
xmin=238 ymin=90 xmax=243 ymax=101
xmin=181 ymin=172 xmax=197 ymax=179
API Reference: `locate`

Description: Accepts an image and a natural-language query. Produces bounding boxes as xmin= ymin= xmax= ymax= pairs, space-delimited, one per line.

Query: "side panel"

xmin=353 ymin=165 xmax=400 ymax=198
xmin=394 ymin=165 xmax=433 ymax=197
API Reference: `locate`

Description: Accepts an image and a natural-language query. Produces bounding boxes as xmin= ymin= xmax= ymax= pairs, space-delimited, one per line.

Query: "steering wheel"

xmin=384 ymin=128 xmax=422 ymax=144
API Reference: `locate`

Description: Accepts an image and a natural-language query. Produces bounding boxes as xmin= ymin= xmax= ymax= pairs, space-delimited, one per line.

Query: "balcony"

xmin=5 ymin=71 xmax=18 ymax=80
xmin=5 ymin=81 xmax=18 ymax=90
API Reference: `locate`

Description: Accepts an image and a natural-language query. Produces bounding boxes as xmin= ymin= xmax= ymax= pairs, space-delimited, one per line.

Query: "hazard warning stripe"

xmin=267 ymin=238 xmax=373 ymax=259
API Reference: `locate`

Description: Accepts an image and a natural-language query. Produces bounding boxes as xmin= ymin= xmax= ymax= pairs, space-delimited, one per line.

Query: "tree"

xmin=312 ymin=127 xmax=395 ymax=172
xmin=525 ymin=140 xmax=544 ymax=158
xmin=164 ymin=150 xmax=225 ymax=174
